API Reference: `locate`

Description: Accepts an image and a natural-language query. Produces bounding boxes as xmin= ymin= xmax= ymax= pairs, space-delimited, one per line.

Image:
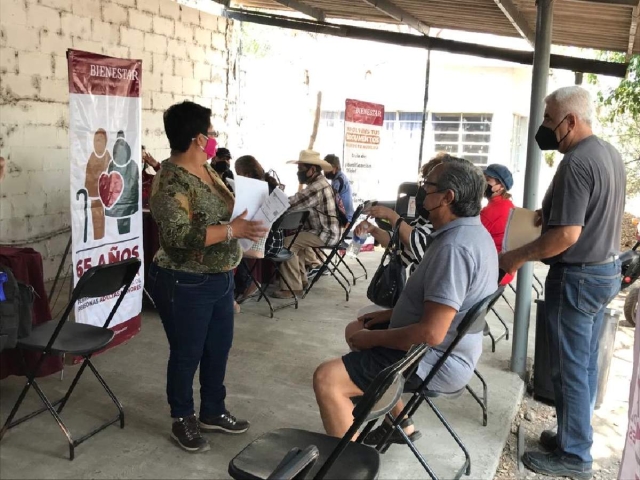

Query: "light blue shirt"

xmin=390 ymin=216 xmax=499 ymax=377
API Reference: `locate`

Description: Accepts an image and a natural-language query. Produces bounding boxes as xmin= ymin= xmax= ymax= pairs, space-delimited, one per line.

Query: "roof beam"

xmin=628 ymin=3 xmax=639 ymax=59
xmin=568 ymin=0 xmax=638 ymax=6
xmin=225 ymin=9 xmax=630 ymax=77
xmin=271 ymin=0 xmax=326 ymax=21
xmin=360 ymin=0 xmax=430 ymax=35
xmin=493 ymin=0 xmax=535 ymax=47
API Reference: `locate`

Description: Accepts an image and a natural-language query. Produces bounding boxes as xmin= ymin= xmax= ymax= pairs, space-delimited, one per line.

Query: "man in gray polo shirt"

xmin=500 ymin=86 xmax=625 ymax=479
xmin=313 ymin=158 xmax=498 ymax=442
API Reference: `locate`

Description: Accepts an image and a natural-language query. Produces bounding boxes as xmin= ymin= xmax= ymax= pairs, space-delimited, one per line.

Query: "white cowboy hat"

xmin=287 ymin=149 xmax=332 ymax=172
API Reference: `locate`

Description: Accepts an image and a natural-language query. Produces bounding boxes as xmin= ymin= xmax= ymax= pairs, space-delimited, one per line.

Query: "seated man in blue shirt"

xmin=313 ymin=157 xmax=498 ymax=441
xmin=324 ymin=154 xmax=355 ymax=223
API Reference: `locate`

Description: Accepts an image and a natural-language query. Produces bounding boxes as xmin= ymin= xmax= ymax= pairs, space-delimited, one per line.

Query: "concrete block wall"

xmin=0 ymin=0 xmax=240 ymax=280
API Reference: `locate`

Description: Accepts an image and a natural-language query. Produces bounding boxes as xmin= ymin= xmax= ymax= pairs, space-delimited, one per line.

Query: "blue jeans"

xmin=545 ymin=260 xmax=621 ymax=463
xmin=148 ymin=263 xmax=235 ymax=419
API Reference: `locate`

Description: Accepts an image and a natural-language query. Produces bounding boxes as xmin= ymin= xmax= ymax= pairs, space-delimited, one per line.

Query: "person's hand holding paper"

xmin=499 ymin=207 xmax=542 ymax=274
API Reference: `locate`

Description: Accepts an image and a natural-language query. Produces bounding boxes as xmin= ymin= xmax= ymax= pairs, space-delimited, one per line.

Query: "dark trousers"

xmin=148 ymin=263 xmax=235 ymax=419
xmin=545 ymin=260 xmax=621 ymax=463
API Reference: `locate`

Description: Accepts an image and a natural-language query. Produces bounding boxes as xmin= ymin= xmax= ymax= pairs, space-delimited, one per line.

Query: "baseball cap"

xmin=483 ymin=164 xmax=513 ymax=191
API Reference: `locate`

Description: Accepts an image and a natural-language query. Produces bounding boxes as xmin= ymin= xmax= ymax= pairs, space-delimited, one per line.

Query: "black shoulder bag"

xmin=366 ymin=218 xmax=406 ymax=308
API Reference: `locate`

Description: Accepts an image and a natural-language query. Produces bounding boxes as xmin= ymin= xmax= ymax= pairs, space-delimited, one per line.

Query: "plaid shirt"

xmin=289 ymin=175 xmax=341 ymax=245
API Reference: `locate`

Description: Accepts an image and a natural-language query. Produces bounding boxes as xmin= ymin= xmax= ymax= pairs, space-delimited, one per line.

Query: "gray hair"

xmin=545 ymin=86 xmax=594 ymax=126
xmin=435 ymin=157 xmax=484 ymax=217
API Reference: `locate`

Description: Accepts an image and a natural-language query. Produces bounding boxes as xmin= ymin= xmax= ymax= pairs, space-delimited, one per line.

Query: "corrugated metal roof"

xmin=231 ymin=0 xmax=640 ymax=55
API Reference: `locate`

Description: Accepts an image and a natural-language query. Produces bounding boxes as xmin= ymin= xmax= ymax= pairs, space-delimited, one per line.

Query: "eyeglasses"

xmin=421 ymin=181 xmax=447 ymax=195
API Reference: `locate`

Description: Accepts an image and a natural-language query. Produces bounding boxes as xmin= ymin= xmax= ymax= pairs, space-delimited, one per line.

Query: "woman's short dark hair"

xmin=163 ymin=101 xmax=211 ymax=153
xmin=436 ymin=157 xmax=485 ymax=217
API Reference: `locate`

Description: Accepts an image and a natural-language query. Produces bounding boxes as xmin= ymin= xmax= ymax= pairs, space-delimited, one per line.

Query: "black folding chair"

xmin=375 ymin=287 xmax=505 ymax=480
xmin=251 ymin=210 xmax=310 ymax=318
xmin=228 ymin=343 xmax=430 ymax=480
xmin=0 ymin=258 xmax=141 ymax=460
xmin=304 ymin=204 xmax=365 ymax=302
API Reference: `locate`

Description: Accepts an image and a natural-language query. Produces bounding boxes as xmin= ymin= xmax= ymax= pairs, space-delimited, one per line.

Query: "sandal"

xmin=363 ymin=417 xmax=422 ymax=446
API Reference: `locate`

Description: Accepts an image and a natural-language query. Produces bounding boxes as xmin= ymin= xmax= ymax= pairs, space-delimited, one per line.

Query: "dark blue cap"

xmin=483 ymin=164 xmax=513 ymax=191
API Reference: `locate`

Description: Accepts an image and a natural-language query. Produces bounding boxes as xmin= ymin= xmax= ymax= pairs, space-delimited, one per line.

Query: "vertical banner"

xmin=343 ymin=99 xmax=385 ymax=205
xmin=68 ymin=50 xmax=143 ymax=348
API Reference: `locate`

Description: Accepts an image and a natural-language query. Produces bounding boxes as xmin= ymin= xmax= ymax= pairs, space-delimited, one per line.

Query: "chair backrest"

xmin=47 ymin=259 xmax=141 ymax=353
xmin=336 ymin=203 xmax=365 ymax=245
xmin=314 ymin=343 xmax=429 ymax=480
xmin=416 ymin=286 xmax=505 ymax=394
xmin=267 ymin=446 xmax=320 ymax=480
xmin=395 ymin=182 xmax=420 ymax=221
xmin=273 ymin=210 xmax=310 ymax=251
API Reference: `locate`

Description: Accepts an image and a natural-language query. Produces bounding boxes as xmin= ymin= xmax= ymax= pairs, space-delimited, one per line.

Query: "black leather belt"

xmin=557 ymin=255 xmax=619 ymax=267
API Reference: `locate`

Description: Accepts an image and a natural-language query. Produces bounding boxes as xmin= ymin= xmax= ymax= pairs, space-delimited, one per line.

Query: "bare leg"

xmin=313 ymin=358 xmax=364 ymax=437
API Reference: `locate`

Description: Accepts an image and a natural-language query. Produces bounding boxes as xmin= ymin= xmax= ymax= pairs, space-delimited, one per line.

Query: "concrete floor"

xmin=0 ymin=252 xmax=524 ymax=479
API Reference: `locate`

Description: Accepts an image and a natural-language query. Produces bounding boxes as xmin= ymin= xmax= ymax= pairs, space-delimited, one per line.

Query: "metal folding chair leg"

xmin=425 ymin=397 xmax=471 ymax=478
xmin=355 ymin=257 xmax=368 ymax=281
xmin=304 ymin=249 xmax=351 ymax=301
xmin=240 ymin=260 xmax=276 ymax=318
xmin=1 ymin=354 xmax=124 ymax=460
xmin=500 ymin=293 xmax=514 ymax=313
xmin=258 ymin=267 xmax=298 ymax=317
xmin=465 ymin=370 xmax=488 ymax=427
xmin=533 ymin=273 xmax=544 ymax=294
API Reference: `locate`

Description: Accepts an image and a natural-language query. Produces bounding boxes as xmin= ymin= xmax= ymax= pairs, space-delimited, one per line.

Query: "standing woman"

xmin=148 ymin=101 xmax=268 ymax=453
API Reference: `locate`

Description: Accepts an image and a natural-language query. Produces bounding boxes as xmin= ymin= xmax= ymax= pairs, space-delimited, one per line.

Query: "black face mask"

xmin=484 ymin=184 xmax=495 ymax=200
xmin=535 ymin=115 xmax=569 ymax=151
xmin=415 ymin=186 xmax=429 ymax=219
xmin=297 ymin=169 xmax=310 ymax=184
xmin=325 ymin=171 xmax=336 ymax=180
xmin=213 ymin=161 xmax=229 ymax=174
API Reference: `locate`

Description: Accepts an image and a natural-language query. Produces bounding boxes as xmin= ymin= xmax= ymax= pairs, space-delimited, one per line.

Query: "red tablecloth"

xmin=0 ymin=247 xmax=63 ymax=379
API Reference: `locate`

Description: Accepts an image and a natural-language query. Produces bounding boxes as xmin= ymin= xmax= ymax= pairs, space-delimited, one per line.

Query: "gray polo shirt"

xmin=390 ymin=216 xmax=499 ymax=378
xmin=541 ymin=135 xmax=626 ymax=265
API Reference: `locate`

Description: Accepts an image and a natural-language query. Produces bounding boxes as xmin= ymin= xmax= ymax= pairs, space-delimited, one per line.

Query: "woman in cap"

xmin=480 ymin=163 xmax=516 ymax=285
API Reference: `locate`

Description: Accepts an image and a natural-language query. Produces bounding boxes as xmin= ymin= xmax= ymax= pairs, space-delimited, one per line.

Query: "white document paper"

xmin=239 ymin=187 xmax=290 ymax=256
xmin=231 ymin=175 xmax=269 ymax=221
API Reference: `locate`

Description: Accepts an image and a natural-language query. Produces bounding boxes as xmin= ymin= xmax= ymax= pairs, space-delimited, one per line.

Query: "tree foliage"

xmin=589 ymin=53 xmax=640 ymax=195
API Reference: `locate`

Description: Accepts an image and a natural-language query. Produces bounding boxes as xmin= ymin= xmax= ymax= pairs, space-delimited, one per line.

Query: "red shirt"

xmin=481 ymin=196 xmax=515 ymax=285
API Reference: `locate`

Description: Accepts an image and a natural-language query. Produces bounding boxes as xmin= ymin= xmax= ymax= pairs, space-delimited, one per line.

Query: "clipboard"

xmin=502 ymin=207 xmax=542 ymax=252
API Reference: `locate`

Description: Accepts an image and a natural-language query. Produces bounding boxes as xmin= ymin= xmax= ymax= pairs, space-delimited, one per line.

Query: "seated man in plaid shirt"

xmin=272 ymin=150 xmax=341 ymax=299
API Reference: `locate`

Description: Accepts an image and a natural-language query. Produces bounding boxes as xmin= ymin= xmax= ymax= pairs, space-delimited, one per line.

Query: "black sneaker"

xmin=200 ymin=411 xmax=250 ymax=434
xmin=171 ymin=414 xmax=210 ymax=452
xmin=522 ymin=451 xmax=592 ymax=480
xmin=540 ymin=429 xmax=558 ymax=451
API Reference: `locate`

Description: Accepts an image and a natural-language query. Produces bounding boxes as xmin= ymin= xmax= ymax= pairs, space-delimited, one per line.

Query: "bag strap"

xmin=389 ymin=218 xmax=405 ymax=250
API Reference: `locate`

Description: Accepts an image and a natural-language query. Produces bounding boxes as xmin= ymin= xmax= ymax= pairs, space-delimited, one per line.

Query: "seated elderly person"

xmin=272 ymin=150 xmax=341 ymax=299
xmin=313 ymin=158 xmax=498 ymax=442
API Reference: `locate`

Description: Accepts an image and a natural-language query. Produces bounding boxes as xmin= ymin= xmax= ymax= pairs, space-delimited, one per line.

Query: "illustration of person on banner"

xmin=101 ymin=131 xmax=140 ymax=235
xmin=83 ymin=128 xmax=111 ymax=241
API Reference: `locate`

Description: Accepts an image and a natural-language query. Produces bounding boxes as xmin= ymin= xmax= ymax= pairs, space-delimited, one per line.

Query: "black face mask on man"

xmin=297 ymin=167 xmax=311 ymax=184
xmin=213 ymin=160 xmax=229 ymax=174
xmin=325 ymin=171 xmax=336 ymax=180
xmin=415 ymin=186 xmax=430 ymax=219
xmin=535 ymin=115 xmax=570 ymax=151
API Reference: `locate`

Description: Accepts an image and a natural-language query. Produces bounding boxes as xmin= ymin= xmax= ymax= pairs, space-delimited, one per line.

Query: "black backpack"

xmin=0 ymin=265 xmax=34 ymax=352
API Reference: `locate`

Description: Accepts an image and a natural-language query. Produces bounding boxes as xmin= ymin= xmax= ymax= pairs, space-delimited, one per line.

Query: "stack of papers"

xmin=231 ymin=176 xmax=290 ymax=258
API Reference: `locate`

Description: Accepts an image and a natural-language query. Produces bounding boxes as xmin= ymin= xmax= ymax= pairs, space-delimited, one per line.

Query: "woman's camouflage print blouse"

xmin=149 ymin=161 xmax=241 ymax=274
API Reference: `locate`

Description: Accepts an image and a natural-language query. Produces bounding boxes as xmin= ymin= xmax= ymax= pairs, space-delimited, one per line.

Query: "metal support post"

xmin=511 ymin=0 xmax=554 ymax=377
